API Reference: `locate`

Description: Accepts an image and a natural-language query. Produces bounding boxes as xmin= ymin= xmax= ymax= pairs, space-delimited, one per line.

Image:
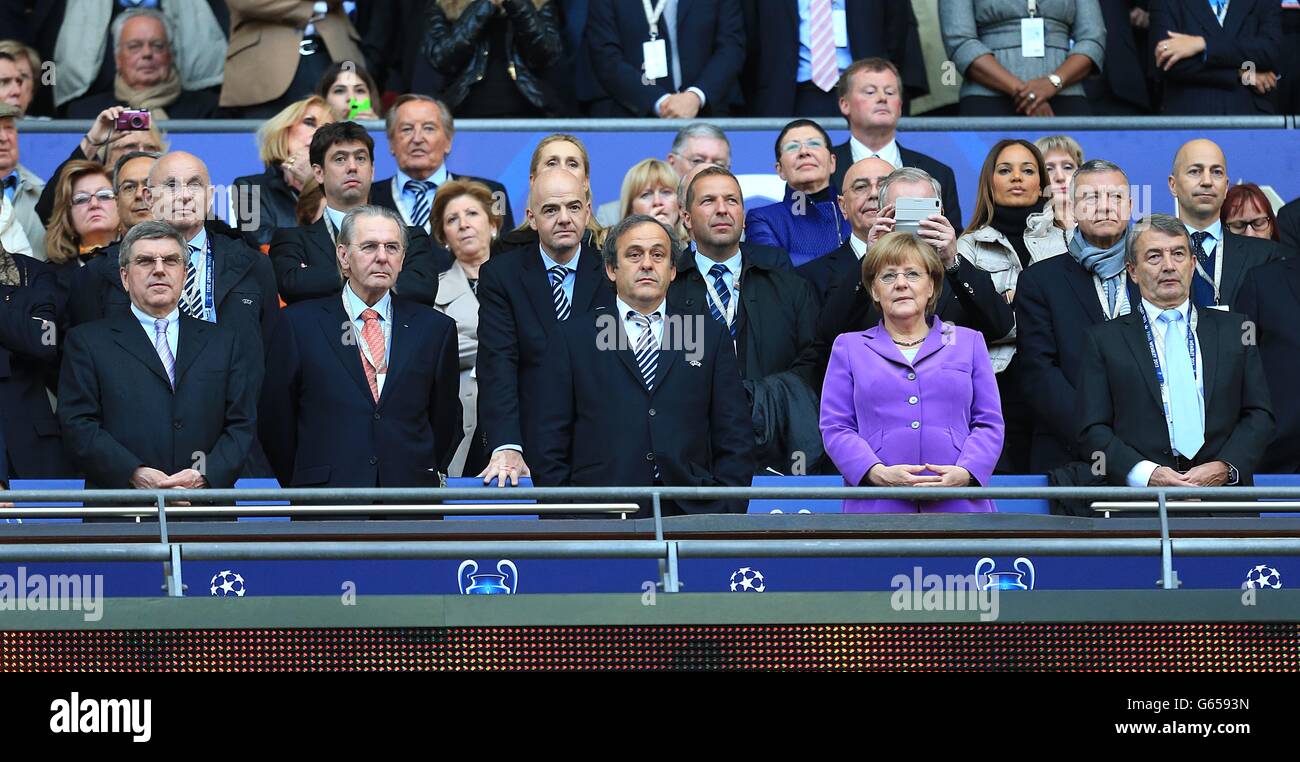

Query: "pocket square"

xmin=241 ymin=298 xmax=253 ymax=305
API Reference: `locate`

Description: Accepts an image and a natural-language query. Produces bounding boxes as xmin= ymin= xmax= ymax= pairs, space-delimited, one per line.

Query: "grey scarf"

xmin=1069 ymin=227 xmax=1129 ymax=315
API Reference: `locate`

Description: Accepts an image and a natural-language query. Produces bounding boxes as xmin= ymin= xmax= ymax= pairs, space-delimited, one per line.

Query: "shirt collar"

xmin=539 ymin=244 xmax=579 ymax=272
xmin=1183 ymin=218 xmax=1223 ymax=242
xmin=849 ymin=136 xmax=902 ymax=168
xmin=694 ymin=248 xmax=742 ymax=279
xmin=186 ymin=227 xmax=208 ymax=254
xmin=1140 ymin=297 xmax=1192 ymax=325
xmin=396 ymin=164 xmax=449 ymax=190
xmin=616 ymin=296 xmax=667 ymax=323
xmin=130 ymin=302 xmax=180 ymax=330
xmin=342 ymin=281 xmax=392 ymax=321
xmin=324 ymin=205 xmax=348 ymax=232
xmin=849 ymin=233 xmax=869 ymax=260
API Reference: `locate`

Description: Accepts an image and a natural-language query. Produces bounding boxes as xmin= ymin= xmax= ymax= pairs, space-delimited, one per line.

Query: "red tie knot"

xmin=361 ymin=308 xmax=381 ymax=323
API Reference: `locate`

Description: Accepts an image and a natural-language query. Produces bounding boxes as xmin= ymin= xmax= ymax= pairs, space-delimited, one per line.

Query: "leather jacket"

xmin=423 ymin=0 xmax=563 ymax=114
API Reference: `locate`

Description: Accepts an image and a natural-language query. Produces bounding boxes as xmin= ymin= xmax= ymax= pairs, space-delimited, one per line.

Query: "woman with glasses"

xmin=46 ymin=160 xmax=123 ymax=295
xmin=820 ymin=232 xmax=1004 ymax=513
xmin=1221 ymin=183 xmax=1279 ymax=242
xmin=746 ymin=119 xmax=851 ymax=267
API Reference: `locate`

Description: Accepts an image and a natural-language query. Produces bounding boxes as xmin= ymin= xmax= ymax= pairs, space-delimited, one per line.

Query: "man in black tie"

xmin=476 ymin=169 xmax=615 ymax=485
xmin=260 ymin=205 xmax=462 ymax=489
xmin=1168 ymin=139 xmax=1283 ymax=311
xmin=368 ymin=94 xmax=513 ymax=232
xmin=1076 ymin=214 xmax=1273 ymax=490
xmin=58 ymin=221 xmax=260 ymax=491
xmin=533 ymin=214 xmax=753 ymax=516
xmin=270 ymin=121 xmax=447 ymax=306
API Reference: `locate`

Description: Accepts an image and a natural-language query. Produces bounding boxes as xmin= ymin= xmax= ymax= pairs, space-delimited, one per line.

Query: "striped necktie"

xmin=707 ymin=263 xmax=736 ymax=336
xmin=629 ymin=311 xmax=661 ymax=391
xmin=405 ymin=179 xmax=435 ymax=228
xmin=548 ymin=265 xmax=572 ymax=321
xmin=154 ymin=318 xmax=175 ymax=388
xmin=808 ymin=0 xmax=839 ymax=92
xmin=180 ymin=245 xmax=204 ymax=319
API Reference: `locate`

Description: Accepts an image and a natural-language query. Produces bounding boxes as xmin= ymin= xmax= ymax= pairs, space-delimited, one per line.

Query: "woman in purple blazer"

xmin=820 ymin=232 xmax=1005 ymax=513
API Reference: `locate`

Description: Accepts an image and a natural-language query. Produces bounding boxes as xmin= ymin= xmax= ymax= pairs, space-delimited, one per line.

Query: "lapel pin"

xmin=689 ymin=360 xmax=702 ymax=367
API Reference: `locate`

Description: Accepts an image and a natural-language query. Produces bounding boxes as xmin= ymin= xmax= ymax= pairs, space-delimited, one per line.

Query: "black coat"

xmin=740 ymin=0 xmax=925 ymax=116
xmin=475 ymin=242 xmax=614 ymax=454
xmin=370 ymin=172 xmax=515 ymax=233
xmin=1278 ymin=198 xmax=1300 ymax=256
xmin=57 ymin=313 xmax=260 ymax=489
xmin=796 ymin=239 xmax=859 ymax=304
xmin=830 ymin=142 xmax=963 ymax=232
xmin=810 ymin=247 xmax=1013 ymax=390
xmin=533 ymin=304 xmax=754 ymax=517
xmin=579 ymin=0 xmax=744 ymax=116
xmin=1150 ymin=0 xmax=1281 ymax=115
xmin=259 ymin=294 xmax=463 ymax=487
xmin=63 ymin=87 xmax=222 ymax=120
xmin=1084 ymin=0 xmax=1152 ymax=112
xmin=231 ymin=164 xmax=300 ymax=250
xmin=1076 ymin=307 xmax=1274 ymax=485
xmin=1015 ymin=254 xmax=1142 ymax=473
xmin=1211 ymin=231 xmax=1287 ymax=308
xmin=269 ymin=217 xmax=447 ymax=307
xmin=422 ymin=0 xmax=564 ymax=115
xmin=0 ymin=254 xmax=73 ymax=479
xmin=66 ymin=225 xmax=280 ymax=353
xmin=1234 ymin=256 xmax=1300 ymax=473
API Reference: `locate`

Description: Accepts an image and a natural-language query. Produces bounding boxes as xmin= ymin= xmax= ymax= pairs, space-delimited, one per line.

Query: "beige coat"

xmin=434 ymin=261 xmax=482 ymax=477
xmin=220 ymin=0 xmax=365 ymax=108
xmin=956 ymin=208 xmax=1067 ymax=372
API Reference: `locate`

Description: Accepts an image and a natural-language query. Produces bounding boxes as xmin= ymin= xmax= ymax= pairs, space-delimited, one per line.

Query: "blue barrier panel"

xmin=5 ymin=479 xmax=84 ymax=524
xmin=234 ymin=478 xmax=290 ymax=522
xmin=443 ymin=476 xmax=538 ymax=520
xmin=1253 ymin=474 xmax=1300 ymax=518
xmin=747 ymin=475 xmax=843 ymax=514
xmin=988 ymin=474 xmax=1051 ymax=514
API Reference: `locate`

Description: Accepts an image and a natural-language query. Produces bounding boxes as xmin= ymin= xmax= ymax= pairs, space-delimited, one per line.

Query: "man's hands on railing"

xmin=130 ymin=467 xmax=208 ymax=490
xmin=478 ymin=450 xmax=530 ymax=487
xmin=1149 ymin=462 xmax=1229 ymax=488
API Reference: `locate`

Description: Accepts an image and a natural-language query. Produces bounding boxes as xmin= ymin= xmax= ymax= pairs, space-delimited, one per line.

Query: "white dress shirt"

xmin=616 ymin=296 xmax=667 ymax=348
xmin=342 ymin=282 xmax=394 ymax=396
xmin=849 ymin=233 xmax=869 ymax=260
xmin=1125 ymin=298 xmax=1206 ymax=487
xmin=131 ymin=303 xmax=179 ymax=362
xmin=849 ymin=136 xmax=902 ymax=169
xmin=540 ymin=245 xmax=579 ymax=306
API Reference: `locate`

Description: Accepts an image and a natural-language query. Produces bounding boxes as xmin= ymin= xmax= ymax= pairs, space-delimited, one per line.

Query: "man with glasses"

xmin=260 ymin=205 xmax=462 ymax=492
xmin=596 ymin=122 xmax=732 ymax=227
xmin=58 ymin=220 xmax=260 ymax=493
xmin=745 ymin=119 xmax=850 ymax=267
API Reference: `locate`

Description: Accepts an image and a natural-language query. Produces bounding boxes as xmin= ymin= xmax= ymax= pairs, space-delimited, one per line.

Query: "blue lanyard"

xmin=197 ymin=236 xmax=215 ymax=321
xmin=1138 ymin=304 xmax=1197 ymax=389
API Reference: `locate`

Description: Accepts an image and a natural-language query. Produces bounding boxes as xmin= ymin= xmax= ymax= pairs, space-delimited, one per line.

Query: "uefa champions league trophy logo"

xmin=975 ymin=557 xmax=1036 ymax=591
xmin=457 ymin=559 xmax=519 ymax=595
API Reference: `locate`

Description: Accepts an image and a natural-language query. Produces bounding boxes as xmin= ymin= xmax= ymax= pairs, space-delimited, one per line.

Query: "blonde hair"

xmin=46 ymin=161 xmax=121 ymax=265
xmin=257 ymin=95 xmax=333 ymax=166
xmin=862 ymin=232 xmax=944 ymax=314
xmin=618 ymin=158 xmax=686 ymax=241
xmin=1034 ymin=134 xmax=1085 ymax=167
xmin=519 ymin=134 xmax=603 ymax=239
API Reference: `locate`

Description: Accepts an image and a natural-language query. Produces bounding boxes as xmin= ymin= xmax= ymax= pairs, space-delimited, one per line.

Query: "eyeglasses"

xmin=131 ymin=254 xmax=184 ymax=269
xmin=353 ymin=241 xmax=404 ymax=257
xmin=878 ymin=270 xmax=925 ymax=285
xmin=71 ymin=190 xmax=116 ymax=206
xmin=780 ymin=138 xmax=826 ymax=155
xmin=1226 ymin=217 xmax=1271 ymax=234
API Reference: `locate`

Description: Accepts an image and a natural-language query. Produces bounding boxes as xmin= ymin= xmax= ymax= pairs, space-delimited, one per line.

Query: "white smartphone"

xmin=893 ymin=196 xmax=942 ymax=234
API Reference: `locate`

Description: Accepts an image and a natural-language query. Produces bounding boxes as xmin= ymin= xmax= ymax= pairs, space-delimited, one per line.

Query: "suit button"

xmin=911 ymin=421 xmax=920 ymax=429
xmin=369 ymin=456 xmax=378 ymax=465
xmin=374 ymin=412 xmax=381 ymax=420
xmin=908 ymin=396 xmax=918 ymax=405
xmin=173 ymin=421 xmax=182 ymax=430
xmin=648 ymin=408 xmax=656 ymax=416
xmin=645 ymin=452 xmax=655 ymax=462
xmin=907 ymin=372 xmax=916 ymax=381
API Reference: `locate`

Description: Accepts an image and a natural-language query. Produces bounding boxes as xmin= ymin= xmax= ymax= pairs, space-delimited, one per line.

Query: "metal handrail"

xmin=0 ymin=503 xmax=639 ymax=518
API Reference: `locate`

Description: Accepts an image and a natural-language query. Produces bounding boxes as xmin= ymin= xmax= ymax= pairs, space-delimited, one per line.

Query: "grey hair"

xmin=338 ymin=204 xmax=409 ymax=252
xmin=385 ymin=93 xmax=455 ymax=140
xmin=877 ymin=167 xmax=942 ymax=207
xmin=1125 ymin=213 xmax=1190 ymax=266
xmin=602 ymin=213 xmax=679 ymax=269
xmin=671 ymin=123 xmax=730 ymax=161
xmin=111 ymin=8 xmax=177 ymax=56
xmin=118 ymin=219 xmax=187 ymax=269
xmin=112 ymin=150 xmax=162 ymax=190
xmin=1069 ymin=159 xmax=1129 ymax=200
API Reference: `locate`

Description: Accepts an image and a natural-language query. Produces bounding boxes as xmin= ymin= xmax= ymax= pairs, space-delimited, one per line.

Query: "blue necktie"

xmin=1209 ymin=0 xmax=1226 ymax=24
xmin=1 ymin=173 xmax=16 ymax=203
xmin=707 ymin=263 xmax=736 ymax=336
xmin=1158 ymin=309 xmax=1204 ymax=458
xmin=180 ymin=245 xmax=204 ymax=319
xmin=548 ymin=265 xmax=572 ymax=321
xmin=405 ymin=180 xmax=435 ymax=228
xmin=1189 ymin=230 xmax=1216 ymax=308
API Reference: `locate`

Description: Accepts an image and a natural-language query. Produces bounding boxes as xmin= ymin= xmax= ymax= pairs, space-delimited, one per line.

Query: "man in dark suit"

xmin=1077 ymin=214 xmax=1273 ymax=490
xmin=260 ymin=205 xmax=462 ymax=489
xmin=368 ymin=94 xmax=513 ymax=234
xmin=65 ymin=151 xmax=279 ymax=355
xmin=1082 ymin=0 xmax=1153 ymax=115
xmin=1278 ymin=197 xmax=1300 ymax=255
xmin=798 ymin=156 xmax=893 ymax=303
xmin=58 ymin=221 xmax=260 ymax=490
xmin=829 ymin=58 xmax=961 ymax=230
xmin=0 ymin=251 xmax=72 ymax=479
xmin=669 ymin=166 xmax=817 ymax=474
xmin=580 ymin=0 xmax=745 ymax=118
xmin=270 ymin=121 xmax=446 ymax=307
xmin=1017 ymin=160 xmax=1141 ymax=474
xmin=1150 ymin=0 xmax=1282 ymax=115
xmin=811 ymin=166 xmax=1011 ymax=389
xmin=534 ymin=213 xmax=753 ymax=516
xmin=739 ymin=0 xmax=924 ymax=116
xmin=1168 ymin=140 xmax=1284 ymax=310
xmin=1235 ymin=256 xmax=1300 ymax=473
xmin=476 ymin=169 xmax=615 ymax=486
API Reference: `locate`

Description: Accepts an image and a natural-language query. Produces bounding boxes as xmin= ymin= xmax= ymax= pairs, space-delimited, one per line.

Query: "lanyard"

xmin=1192 ymin=235 xmax=1224 ymax=305
xmin=324 ymin=213 xmax=339 ymax=246
xmin=1092 ymin=272 xmax=1129 ymax=320
xmin=1027 ymin=0 xmax=1037 ymax=17
xmin=1139 ymin=303 xmax=1198 ymax=393
xmin=702 ymin=264 xmax=739 ymax=329
xmin=641 ymin=0 xmax=669 ymax=39
xmin=201 ymin=235 xmax=215 ymax=320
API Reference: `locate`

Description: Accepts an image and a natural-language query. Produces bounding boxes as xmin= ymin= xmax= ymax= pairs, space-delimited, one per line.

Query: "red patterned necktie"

xmin=359 ymin=308 xmax=387 ymax=401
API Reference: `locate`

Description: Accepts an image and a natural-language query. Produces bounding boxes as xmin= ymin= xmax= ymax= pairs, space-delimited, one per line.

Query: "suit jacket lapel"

xmin=308 ymin=219 xmax=340 ymax=270
xmin=652 ymin=311 xmax=682 ymax=393
xmin=1185 ymin=0 xmax=1221 ymax=35
xmin=377 ymin=297 xmax=410 ymax=410
xmin=173 ymin=316 xmax=212 ymax=383
xmin=1196 ymin=308 xmax=1219 ymax=412
xmin=1064 ymin=258 xmax=1107 ymax=323
xmin=1216 ymin=235 xmax=1244 ymax=307
xmin=862 ymin=324 xmax=911 ymax=367
xmin=210 ymin=233 xmax=239 ymax=311
xmin=1222 ymin=0 xmax=1248 ymax=37
xmin=110 ymin=316 xmax=173 ymax=389
xmin=520 ymin=248 xmax=560 ymax=327
xmin=1119 ymin=312 xmax=1164 ymax=410
xmin=572 ymin=244 xmax=606 ymax=314
xmin=609 ymin=313 xmax=648 ymax=391
xmin=318 ymin=297 xmax=373 ymax=403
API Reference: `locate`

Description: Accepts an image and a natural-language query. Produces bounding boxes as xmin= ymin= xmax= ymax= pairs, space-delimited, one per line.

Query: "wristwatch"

xmin=1047 ymin=74 xmax=1063 ymax=90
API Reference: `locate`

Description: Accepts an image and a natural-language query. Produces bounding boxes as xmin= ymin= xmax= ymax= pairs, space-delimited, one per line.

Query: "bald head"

xmin=839 ymin=157 xmax=895 ymax=237
xmin=1169 ymin=139 xmax=1228 ymax=226
xmin=147 ymin=151 xmax=212 ymax=239
xmin=528 ymin=168 xmax=589 ymax=261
